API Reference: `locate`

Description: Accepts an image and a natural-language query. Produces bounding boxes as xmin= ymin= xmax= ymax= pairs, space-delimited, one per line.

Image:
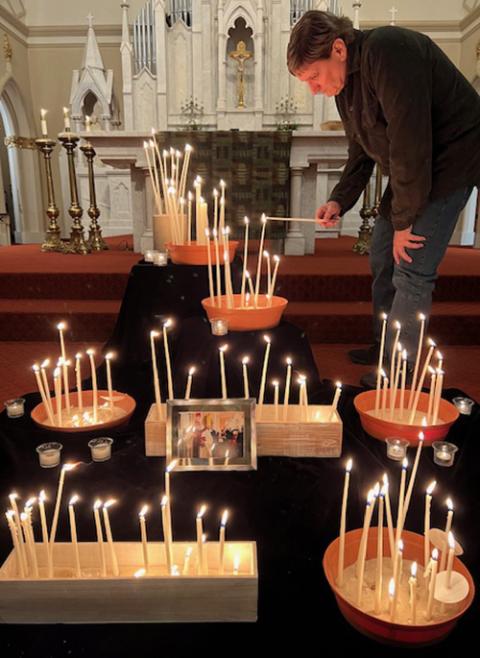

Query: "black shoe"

xmin=349 ymin=344 xmax=379 ymax=366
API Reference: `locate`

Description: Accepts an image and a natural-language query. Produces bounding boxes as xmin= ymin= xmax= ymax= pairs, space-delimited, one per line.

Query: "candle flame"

xmin=242 ymin=356 xmax=249 ymax=365
xmin=373 ymin=482 xmax=380 ymax=497
xmin=63 ymin=463 xmax=77 ymax=472
xmin=161 ymin=495 xmax=168 ymax=507
xmin=205 ymin=228 xmax=210 ymax=237
xmin=32 ymin=363 xmax=40 ymax=372
xmin=380 ymin=368 xmax=386 ymax=378
xmin=9 ymin=492 xmax=18 ymax=501
xmin=272 ymin=379 xmax=279 ymax=387
xmin=366 ymin=489 xmax=374 ymax=505
xmin=346 ymin=458 xmax=353 ymax=473
xmin=418 ymin=312 xmax=426 ymax=321
xmin=432 ymin=548 xmax=439 ymax=560
xmin=25 ymin=497 xmax=36 ymax=509
xmin=134 ymin=568 xmax=146 ymax=578
xmin=335 ymin=381 xmax=342 ymax=389
xmin=105 ymin=352 xmax=114 ymax=360
xmin=426 ymin=480 xmax=436 ymax=495
xmin=244 ymin=216 xmax=249 ymax=224
xmin=202 ymin=533 xmax=207 ymax=543
xmin=94 ymin=499 xmax=102 ymax=510
xmin=75 ymin=353 xmax=82 ymax=360
xmin=139 ymin=505 xmax=149 ymax=517
xmin=394 ymin=320 xmax=401 ymax=330
xmin=6 ymin=510 xmax=14 ymax=521
xmin=219 ymin=179 xmax=226 ymax=188
xmin=166 ymin=459 xmax=177 ymax=473
xmin=69 ymin=494 xmax=79 ymax=506
xmin=382 ymin=473 xmax=388 ymax=486
xmin=286 ymin=356 xmax=292 ymax=365
xmin=411 ymin=561 xmax=417 ymax=577
xmin=197 ymin=504 xmax=207 ymax=519
xmin=428 ymin=338 xmax=436 ymax=347
xmin=221 ymin=509 xmax=229 ymax=526
xmin=188 ymin=191 xmax=193 ymax=201
xmin=398 ymin=539 xmax=404 ymax=553
xmin=57 ymin=322 xmax=66 ymax=331
xmin=397 ymin=342 xmax=402 ymax=352
xmin=164 ymin=318 xmax=173 ymax=328
xmin=273 ymin=254 xmax=280 ymax=263
xmin=41 ymin=358 xmax=50 ymax=368
xmin=428 ymin=365 xmax=435 ymax=375
xmin=261 ymin=213 xmax=267 ymax=224
xmin=380 ymin=484 xmax=386 ymax=497
xmin=103 ymin=499 xmax=116 ymax=509
xmin=39 ymin=490 xmax=46 ymax=503
xmin=446 ymin=497 xmax=454 ymax=511
xmin=448 ymin=531 xmax=455 ymax=549
xmin=436 ymin=350 xmax=443 ymax=360
xmin=86 ymin=348 xmax=95 ymax=356
xmin=402 ymin=457 xmax=408 ymax=469
xmin=245 ymin=270 xmax=251 ymax=279
xmin=40 ymin=108 xmax=47 ymax=119
xmin=20 ymin=512 xmax=27 ymax=522
xmin=263 ymin=250 xmax=269 ymax=258
xmin=185 ymin=143 xmax=192 ymax=152
xmin=150 ymin=330 xmax=160 ymax=338
xmin=418 ymin=429 xmax=425 ymax=440
xmin=263 ymin=334 xmax=271 ymax=344
xmin=219 ymin=344 xmax=228 ymax=352
xmin=188 ymin=366 xmax=196 ymax=376
xmin=388 ymin=577 xmax=395 ymax=597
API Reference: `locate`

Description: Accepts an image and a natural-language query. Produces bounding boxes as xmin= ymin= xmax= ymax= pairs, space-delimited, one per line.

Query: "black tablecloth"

xmin=1 ymin=261 xmax=479 ymax=657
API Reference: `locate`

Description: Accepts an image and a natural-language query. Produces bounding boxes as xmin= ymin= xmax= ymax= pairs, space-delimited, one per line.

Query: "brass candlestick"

xmin=58 ymin=132 xmax=90 ymax=255
xmin=353 ymin=177 xmax=374 ymax=255
xmin=35 ymin=138 xmax=66 ymax=252
xmin=80 ymin=141 xmax=108 ymax=251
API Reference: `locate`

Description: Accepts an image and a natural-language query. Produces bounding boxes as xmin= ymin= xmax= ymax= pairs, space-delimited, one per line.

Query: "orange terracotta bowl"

xmin=354 ymin=390 xmax=459 ymax=446
xmin=31 ymin=390 xmax=136 ymax=433
xmin=166 ymin=241 xmax=238 ymax=266
xmin=202 ymin=294 xmax=288 ymax=331
xmin=323 ymin=528 xmax=474 ymax=646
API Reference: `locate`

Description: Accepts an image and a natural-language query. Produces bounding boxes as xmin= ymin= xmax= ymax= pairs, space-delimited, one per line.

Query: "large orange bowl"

xmin=166 ymin=241 xmax=238 ymax=265
xmin=31 ymin=390 xmax=136 ymax=433
xmin=323 ymin=528 xmax=475 ymax=646
xmin=202 ymin=294 xmax=288 ymax=331
xmin=354 ymin=389 xmax=459 ymax=446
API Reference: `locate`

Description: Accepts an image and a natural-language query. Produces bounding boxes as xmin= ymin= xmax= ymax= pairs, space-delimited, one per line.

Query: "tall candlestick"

xmin=283 ymin=356 xmax=292 ymax=420
xmin=53 ymin=366 xmax=62 ymax=425
xmin=408 ymin=313 xmax=426 ymax=411
xmin=375 ymin=313 xmax=388 ymax=411
xmin=60 ymin=357 xmax=71 ymax=413
xmin=187 ymin=191 xmax=193 ymax=244
xmin=139 ymin=505 xmax=149 ymax=571
xmin=105 ymin=352 xmax=114 ymax=408
xmin=33 ymin=364 xmax=56 ymax=425
xmin=337 ymin=458 xmax=352 ymax=587
xmin=21 ymin=510 xmax=39 ymax=578
xmin=163 ymin=318 xmax=174 ymax=400
xmin=93 ymin=499 xmax=107 ymax=577
xmin=426 ymin=549 xmax=439 ymax=620
xmin=219 ymin=509 xmax=228 ymax=575
xmin=392 ymin=538 xmax=404 ymax=595
xmin=269 ymin=255 xmax=280 ymax=301
xmin=436 ymin=350 xmax=443 ymax=372
xmin=399 ymin=349 xmax=407 ymax=419
xmin=205 ymin=228 xmax=215 ymax=305
xmin=381 ymin=371 xmax=389 ymax=416
xmin=245 ymin=270 xmax=255 ymax=306
xmin=5 ymin=511 xmax=26 ymax=578
xmin=218 ymin=344 xmax=228 ymax=399
xmin=213 ymin=188 xmax=219 ymax=233
xmin=409 ymin=562 xmax=418 ymax=624
xmin=74 ymin=353 xmax=83 ymax=412
xmin=356 ymin=486 xmax=378 ymax=605
xmin=272 ymin=379 xmax=280 ymax=419
xmin=382 ymin=474 xmax=395 ymax=558
xmin=426 ymin=366 xmax=436 ymax=424
xmin=439 ymin=498 xmax=454 ymax=572
xmin=408 ymin=339 xmax=436 ymax=424
xmin=389 ymin=321 xmax=401 ymax=407
xmin=40 ymin=358 xmax=55 ymax=421
xmin=254 ymin=214 xmax=267 ymax=305
xmin=264 ymin=251 xmax=271 ymax=298
xmin=432 ymin=368 xmax=444 ymax=424
xmin=241 ymin=216 xmax=249 ymax=306
xmin=212 ymin=228 xmax=222 ymax=306
xmin=401 ymin=432 xmax=425 ymax=527
xmin=196 ymin=505 xmax=206 ymax=575
xmin=258 ymin=334 xmax=271 ymax=412
xmin=374 ymin=488 xmax=385 ymax=614
xmin=63 ymin=106 xmax=71 ymax=131
xmin=446 ymin=532 xmax=456 ymax=588
xmin=242 ymin=356 xmax=250 ymax=399
xmin=424 ymin=480 xmax=436 ymax=567
xmin=395 ymin=458 xmax=408 ymax=548
xmin=68 ymin=495 xmax=81 ymax=578
xmin=57 ymin=321 xmax=67 ymax=360
xmin=389 ymin=578 xmax=398 ymax=623
xmin=86 ymin=349 xmax=98 ymax=423
xmin=161 ymin=495 xmax=173 ymax=574
xmin=38 ymin=490 xmax=51 ymax=575
xmin=390 ymin=343 xmax=402 ymax=418
xmin=9 ymin=494 xmax=27 ymax=577
xmin=329 ymin=381 xmax=342 ymax=421
xmin=150 ymin=330 xmax=163 ymax=420
xmin=102 ymin=500 xmax=119 ymax=576
xmin=185 ymin=366 xmax=195 ymax=400
xmin=50 ymin=463 xmax=77 ymax=545
xmin=40 ymin=108 xmax=48 ymax=137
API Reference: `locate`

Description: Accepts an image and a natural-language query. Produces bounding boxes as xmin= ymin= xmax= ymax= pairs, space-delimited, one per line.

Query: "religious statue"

xmin=228 ymin=40 xmax=253 ymax=108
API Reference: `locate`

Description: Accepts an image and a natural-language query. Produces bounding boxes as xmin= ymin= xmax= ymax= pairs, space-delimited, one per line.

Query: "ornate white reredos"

xmin=70 ymin=15 xmax=116 ymax=131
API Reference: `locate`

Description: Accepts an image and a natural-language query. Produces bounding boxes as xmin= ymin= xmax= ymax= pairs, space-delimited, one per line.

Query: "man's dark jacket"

xmin=329 ymin=26 xmax=480 ymax=230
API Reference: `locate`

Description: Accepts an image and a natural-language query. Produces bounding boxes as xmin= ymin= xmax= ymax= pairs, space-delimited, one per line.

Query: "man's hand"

xmin=316 ymin=201 xmax=341 ymax=227
xmin=393 ymin=226 xmax=426 ymax=265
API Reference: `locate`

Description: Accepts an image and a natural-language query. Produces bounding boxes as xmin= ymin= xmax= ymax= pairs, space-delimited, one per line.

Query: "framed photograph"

xmin=166 ymin=398 xmax=257 ymax=471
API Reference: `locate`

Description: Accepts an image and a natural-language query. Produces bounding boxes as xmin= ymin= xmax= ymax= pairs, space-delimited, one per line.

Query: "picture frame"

xmin=166 ymin=398 xmax=257 ymax=471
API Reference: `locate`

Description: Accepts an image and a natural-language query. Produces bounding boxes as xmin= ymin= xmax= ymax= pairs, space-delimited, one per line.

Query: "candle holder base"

xmin=323 ymin=528 xmax=474 ymax=646
xmin=41 ymin=228 xmax=67 ymax=253
xmin=202 ymin=294 xmax=288 ymax=331
xmin=31 ymin=390 xmax=136 ymax=433
xmin=166 ymin=241 xmax=238 ymax=266
xmin=354 ymin=390 xmax=459 ymax=445
xmin=0 ymin=541 xmax=258 ymax=623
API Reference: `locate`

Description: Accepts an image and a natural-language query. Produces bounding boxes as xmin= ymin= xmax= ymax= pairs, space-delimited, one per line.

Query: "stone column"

xmin=284 ymin=167 xmax=306 ymax=255
xmin=216 ymin=1 xmax=227 ymax=115
xmin=254 ymin=1 xmax=264 ymax=128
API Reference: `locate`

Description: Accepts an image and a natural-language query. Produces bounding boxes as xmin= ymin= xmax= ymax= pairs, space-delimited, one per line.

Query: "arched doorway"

xmin=0 ymin=78 xmax=44 ymax=244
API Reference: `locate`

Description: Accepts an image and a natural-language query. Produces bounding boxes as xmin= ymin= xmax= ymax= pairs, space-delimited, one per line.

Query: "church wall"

xmin=460 ymin=21 xmax=480 ymax=83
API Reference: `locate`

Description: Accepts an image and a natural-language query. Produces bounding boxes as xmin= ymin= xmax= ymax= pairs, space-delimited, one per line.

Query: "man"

xmin=287 ymin=11 xmax=480 ymax=385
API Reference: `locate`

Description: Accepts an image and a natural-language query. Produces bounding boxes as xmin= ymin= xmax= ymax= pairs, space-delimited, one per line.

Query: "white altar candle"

xmin=399 ymin=349 xmax=407 ymax=419
xmin=150 ymin=330 xmax=163 ymax=420
xmin=436 ymin=350 xmax=443 ymax=372
xmin=255 ymin=214 xmax=267 ymax=305
xmin=33 ymin=364 xmax=55 ymax=425
xmin=241 ymin=216 xmax=249 ymax=306
xmin=68 ymin=495 xmax=81 ymax=578
xmin=408 ymin=313 xmax=426 ymax=411
xmin=245 ymin=270 xmax=255 ymax=306
xmin=439 ymin=498 xmax=454 ymax=572
xmin=57 ymin=321 xmax=67 ymax=361
xmin=258 ymin=334 xmax=271 ymax=412
xmin=223 ymin=228 xmax=234 ymax=308
xmin=102 ymin=500 xmax=119 ymax=576
xmin=205 ymin=228 xmax=215 ymax=305
xmin=38 ymin=490 xmax=51 ymax=573
xmin=212 ymin=228 xmax=222 ymax=306
xmin=337 ymin=458 xmax=352 ymax=587
xmin=401 ymin=431 xmax=425 ymax=527
xmin=426 ymin=366 xmax=436 ymax=424
xmin=187 ymin=191 xmax=193 ymax=244
xmin=63 ymin=106 xmax=71 ymax=131
xmin=432 ymin=368 xmax=444 ymax=425
xmin=389 ymin=321 xmax=401 ymax=411
xmin=74 ymin=353 xmax=83 ymax=412
xmin=356 ymin=487 xmax=378 ymax=605
xmin=264 ymin=251 xmax=271 ymax=298
xmin=390 ymin=343 xmax=402 ymax=419
xmin=161 ymin=495 xmax=173 ymax=574
xmin=395 ymin=458 xmax=408 ymax=549
xmin=446 ymin=532 xmax=456 ymax=588
xmin=9 ymin=494 xmax=27 ymax=576
xmin=60 ymin=357 xmax=71 ymax=413
xmin=40 ymin=108 xmax=48 ymax=136
xmin=389 ymin=578 xmax=398 ymax=623
xmin=85 ymin=115 xmax=91 ymax=132
xmin=40 ymin=359 xmax=55 ymax=422
xmin=93 ymin=499 xmax=107 ymax=577
xmin=242 ymin=356 xmax=250 ymax=399
xmin=374 ymin=487 xmax=385 ymax=614
xmin=381 ymin=371 xmax=389 ymax=416
xmin=269 ymin=255 xmax=280 ymax=301
xmin=218 ymin=344 xmax=228 ymax=399
xmin=219 ymin=509 xmax=228 ymax=575
xmin=392 ymin=538 xmax=404 ymax=595
xmin=375 ymin=313 xmax=388 ymax=412
xmin=5 ymin=511 xmax=25 ymax=577
xmin=409 ymin=562 xmax=418 ymax=624
xmin=53 ymin=366 xmax=62 ymax=425
xmin=382 ymin=473 xmax=395 ymax=558
xmin=272 ymin=380 xmax=280 ymax=419
xmin=408 ymin=339 xmax=436 ymax=424
xmin=163 ymin=319 xmax=174 ymax=400
xmin=139 ymin=505 xmax=149 ymax=571
xmin=219 ymin=180 xmax=226 ymax=235
xmin=86 ymin=349 xmax=98 ymax=423
xmin=330 ymin=381 xmax=342 ymax=421
xmin=185 ymin=366 xmax=195 ymax=400
xmin=213 ymin=188 xmax=219 ymax=233
xmin=50 ymin=463 xmax=76 ymax=545
xmin=196 ymin=505 xmax=206 ymax=574
xmin=21 ymin=509 xmax=39 ymax=578
xmin=424 ymin=480 xmax=436 ymax=568
xmin=426 ymin=549 xmax=439 ymax=620
xmin=194 ymin=176 xmax=201 ymax=243
xmin=105 ymin=352 xmax=114 ymax=408
xmin=283 ymin=356 xmax=292 ymax=420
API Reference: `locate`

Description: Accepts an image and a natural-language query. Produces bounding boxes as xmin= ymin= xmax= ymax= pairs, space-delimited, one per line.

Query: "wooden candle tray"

xmin=145 ymin=403 xmax=342 ymax=458
xmin=0 ymin=541 xmax=258 ymax=624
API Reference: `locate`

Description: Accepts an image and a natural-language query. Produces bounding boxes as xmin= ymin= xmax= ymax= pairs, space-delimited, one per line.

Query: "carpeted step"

xmin=0 ymin=299 xmax=120 ymax=342
xmin=284 ymin=301 xmax=480 ymax=345
xmin=0 ymin=272 xmax=130 ymax=300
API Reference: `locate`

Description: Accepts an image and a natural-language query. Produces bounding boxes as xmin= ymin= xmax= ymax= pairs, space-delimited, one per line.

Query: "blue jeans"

xmin=370 ymin=186 xmax=473 ymax=366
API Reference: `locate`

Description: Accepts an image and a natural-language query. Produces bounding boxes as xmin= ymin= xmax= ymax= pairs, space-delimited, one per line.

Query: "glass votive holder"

xmin=4 ymin=398 xmax=26 ymax=418
xmin=88 ymin=437 xmax=113 ymax=462
xmin=211 ymin=318 xmax=228 ymax=336
xmin=432 ymin=441 xmax=458 ymax=467
xmin=385 ymin=437 xmax=410 ymax=461
xmin=144 ymin=249 xmax=156 ymax=263
xmin=452 ymin=397 xmax=474 ymax=416
xmin=153 ymin=251 xmax=168 ymax=266
xmin=36 ymin=442 xmax=63 ymax=468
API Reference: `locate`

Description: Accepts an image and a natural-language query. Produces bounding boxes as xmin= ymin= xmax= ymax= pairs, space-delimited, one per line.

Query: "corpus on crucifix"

xmin=228 ymin=40 xmax=253 ymax=108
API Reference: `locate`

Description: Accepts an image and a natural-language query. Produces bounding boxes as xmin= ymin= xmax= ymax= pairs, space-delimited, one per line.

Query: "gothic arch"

xmin=223 ymin=2 xmax=258 ymax=36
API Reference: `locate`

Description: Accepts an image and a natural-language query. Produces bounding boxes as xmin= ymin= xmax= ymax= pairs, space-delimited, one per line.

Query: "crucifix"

xmin=228 ymin=40 xmax=253 ymax=109
xmin=389 ymin=6 xmax=398 ymax=25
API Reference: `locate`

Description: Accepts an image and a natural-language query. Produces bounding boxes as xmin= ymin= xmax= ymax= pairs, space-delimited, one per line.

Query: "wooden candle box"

xmin=0 ymin=541 xmax=258 ymax=624
xmin=145 ymin=403 xmax=342 ymax=458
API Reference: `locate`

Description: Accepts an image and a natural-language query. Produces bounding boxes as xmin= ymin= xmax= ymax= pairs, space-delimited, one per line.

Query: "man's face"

xmin=295 ymin=38 xmax=347 ymax=97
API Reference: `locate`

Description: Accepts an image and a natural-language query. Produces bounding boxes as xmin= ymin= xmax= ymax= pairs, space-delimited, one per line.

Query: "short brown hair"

xmin=287 ymin=10 xmax=355 ymax=74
